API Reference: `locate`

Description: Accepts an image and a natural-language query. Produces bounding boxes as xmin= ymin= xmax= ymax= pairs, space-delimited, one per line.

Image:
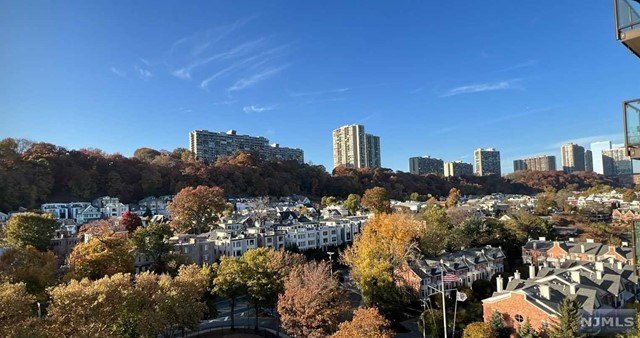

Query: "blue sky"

xmin=1 ymin=1 xmax=639 ymax=173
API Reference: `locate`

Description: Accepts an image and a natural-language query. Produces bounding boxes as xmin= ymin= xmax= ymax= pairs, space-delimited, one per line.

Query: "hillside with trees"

xmin=0 ymin=138 xmax=620 ymax=211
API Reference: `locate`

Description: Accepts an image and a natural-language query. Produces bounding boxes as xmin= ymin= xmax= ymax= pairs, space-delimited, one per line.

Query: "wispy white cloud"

xmin=442 ymin=80 xmax=519 ymax=97
xmin=497 ymin=60 xmax=537 ymax=73
xmin=169 ymin=17 xmax=255 ymax=56
xmin=228 ymin=66 xmax=287 ymax=92
xmin=199 ymin=45 xmax=288 ymax=89
xmin=110 ymin=67 xmax=126 ymax=77
xmin=288 ymin=87 xmax=351 ymax=97
xmin=409 ymin=87 xmax=423 ymax=94
xmin=134 ymin=65 xmax=153 ymax=80
xmin=242 ymin=105 xmax=277 ymax=113
xmin=172 ymin=38 xmax=267 ymax=80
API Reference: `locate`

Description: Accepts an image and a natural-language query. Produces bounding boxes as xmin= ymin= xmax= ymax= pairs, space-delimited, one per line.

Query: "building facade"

xmin=409 ymin=156 xmax=444 ymax=175
xmin=603 ymin=147 xmax=633 ymax=177
xmin=591 ymin=141 xmax=613 ymax=175
xmin=513 ymin=155 xmax=557 ymax=172
xmin=561 ymin=143 xmax=586 ymax=173
xmin=584 ymin=149 xmax=594 ymax=172
xmin=189 ymin=129 xmax=303 ymax=163
xmin=474 ymin=148 xmax=501 ymax=176
xmin=332 ymin=124 xmax=381 ymax=169
xmin=444 ymin=161 xmax=474 ymax=177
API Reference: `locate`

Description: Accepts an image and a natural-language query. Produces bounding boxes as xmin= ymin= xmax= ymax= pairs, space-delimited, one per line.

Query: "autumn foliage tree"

xmin=278 ymin=261 xmax=349 ymax=337
xmin=330 ymin=307 xmax=393 ymax=338
xmin=463 ymin=322 xmax=495 ymax=338
xmin=213 ymin=256 xmax=246 ymax=330
xmin=0 ymin=246 xmax=57 ymax=300
xmin=168 ymin=185 xmax=228 ymax=234
xmin=361 ymin=187 xmax=391 ymax=214
xmin=4 ymin=212 xmax=58 ymax=251
xmin=120 ymin=211 xmax=142 ymax=233
xmin=343 ymin=213 xmax=420 ymax=318
xmin=66 ymin=236 xmax=135 ymax=280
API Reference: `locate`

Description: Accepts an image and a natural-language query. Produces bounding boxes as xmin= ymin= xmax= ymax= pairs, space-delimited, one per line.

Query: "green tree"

xmin=344 ymin=194 xmax=361 ymax=215
xmin=518 ymin=317 xmax=538 ymax=338
xmin=240 ymin=248 xmax=304 ymax=331
xmin=213 ymin=256 xmax=246 ymax=330
xmin=419 ymin=205 xmax=451 ymax=257
xmin=417 ymin=309 xmax=443 ymax=338
xmin=489 ymin=310 xmax=507 ymax=338
xmin=131 ymin=222 xmax=174 ymax=273
xmin=361 ymin=187 xmax=391 ymax=214
xmin=409 ymin=192 xmax=421 ymax=201
xmin=167 ymin=185 xmax=227 ymax=234
xmin=4 ymin=212 xmax=58 ymax=251
xmin=322 ymin=196 xmax=338 ymax=207
xmin=549 ymin=297 xmax=583 ymax=338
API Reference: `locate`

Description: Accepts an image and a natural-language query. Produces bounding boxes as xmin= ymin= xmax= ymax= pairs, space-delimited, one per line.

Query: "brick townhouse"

xmin=522 ymin=237 xmax=633 ymax=267
xmin=482 ymin=260 xmax=638 ymax=334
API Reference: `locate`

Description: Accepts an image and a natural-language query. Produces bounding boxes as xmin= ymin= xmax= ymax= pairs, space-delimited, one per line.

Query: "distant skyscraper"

xmin=603 ymin=147 xmax=633 ymax=177
xmin=513 ymin=155 xmax=557 ymax=172
xmin=189 ymin=129 xmax=303 ymax=163
xmin=474 ymin=148 xmax=501 ymax=176
xmin=590 ymin=141 xmax=612 ymax=175
xmin=584 ymin=150 xmax=593 ymax=172
xmin=561 ymin=143 xmax=586 ymax=173
xmin=365 ymin=133 xmax=381 ymax=168
xmin=332 ymin=124 xmax=381 ymax=169
xmin=444 ymin=161 xmax=474 ymax=177
xmin=409 ymin=156 xmax=444 ymax=175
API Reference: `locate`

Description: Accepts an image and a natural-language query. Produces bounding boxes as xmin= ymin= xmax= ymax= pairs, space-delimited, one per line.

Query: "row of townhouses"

xmin=399 ymin=246 xmax=506 ymax=298
xmin=522 ymin=237 xmax=634 ymax=267
xmin=483 ymin=260 xmax=638 ymax=334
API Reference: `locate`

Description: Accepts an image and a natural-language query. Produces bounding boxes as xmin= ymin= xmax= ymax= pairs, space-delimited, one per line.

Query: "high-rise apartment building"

xmin=584 ymin=149 xmax=594 ymax=172
xmin=332 ymin=124 xmax=381 ymax=169
xmin=409 ymin=156 xmax=444 ymax=175
xmin=444 ymin=161 xmax=474 ymax=177
xmin=365 ymin=133 xmax=381 ymax=168
xmin=189 ymin=129 xmax=304 ymax=163
xmin=561 ymin=143 xmax=586 ymax=173
xmin=474 ymin=148 xmax=501 ymax=176
xmin=513 ymin=155 xmax=557 ymax=172
xmin=590 ymin=141 xmax=612 ymax=175
xmin=603 ymin=147 xmax=633 ymax=177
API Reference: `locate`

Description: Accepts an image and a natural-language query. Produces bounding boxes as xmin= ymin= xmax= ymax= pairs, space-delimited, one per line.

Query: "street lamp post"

xmin=327 ymin=251 xmax=335 ymax=276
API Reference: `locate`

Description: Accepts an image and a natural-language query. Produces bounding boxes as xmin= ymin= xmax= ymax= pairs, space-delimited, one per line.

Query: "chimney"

xmin=569 ymin=283 xmax=577 ymax=295
xmin=617 ymin=261 xmax=623 ymax=270
xmin=570 ymin=270 xmax=581 ymax=284
xmin=514 ymin=270 xmax=521 ymax=280
xmin=529 ymin=264 xmax=536 ymax=279
xmin=569 ymin=237 xmax=575 ymax=242
xmin=586 ymin=238 xmax=594 ymax=243
xmin=540 ymin=284 xmax=550 ymax=300
xmin=533 ymin=242 xmax=537 ymax=250
xmin=581 ymin=244 xmax=585 ymax=253
xmin=496 ymin=275 xmax=504 ymax=292
xmin=596 ymin=270 xmax=603 ymax=280
xmin=595 ymin=261 xmax=604 ymax=272
xmin=508 ymin=276 xmax=514 ymax=283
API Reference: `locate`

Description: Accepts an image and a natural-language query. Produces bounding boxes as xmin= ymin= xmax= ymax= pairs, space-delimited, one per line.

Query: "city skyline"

xmin=1 ymin=1 xmax=635 ymax=173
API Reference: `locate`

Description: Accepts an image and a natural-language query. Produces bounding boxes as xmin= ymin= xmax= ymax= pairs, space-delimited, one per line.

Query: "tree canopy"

xmin=4 ymin=212 xmax=58 ymax=251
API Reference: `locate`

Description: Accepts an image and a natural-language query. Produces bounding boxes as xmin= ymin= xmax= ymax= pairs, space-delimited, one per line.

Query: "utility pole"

xmin=441 ymin=260 xmax=448 ymax=338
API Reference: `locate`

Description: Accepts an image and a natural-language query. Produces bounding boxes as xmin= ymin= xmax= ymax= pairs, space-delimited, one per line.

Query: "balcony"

xmin=615 ymin=0 xmax=640 ymax=57
xmin=624 ymin=99 xmax=640 ymax=158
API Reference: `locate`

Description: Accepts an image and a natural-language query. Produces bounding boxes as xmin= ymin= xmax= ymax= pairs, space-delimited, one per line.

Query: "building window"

xmin=515 ymin=314 xmax=524 ymax=323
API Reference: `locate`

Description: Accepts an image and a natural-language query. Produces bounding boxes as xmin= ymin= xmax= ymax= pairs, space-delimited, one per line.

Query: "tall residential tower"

xmin=561 ymin=143 xmax=586 ymax=173
xmin=474 ymin=148 xmax=501 ymax=176
xmin=332 ymin=124 xmax=381 ymax=169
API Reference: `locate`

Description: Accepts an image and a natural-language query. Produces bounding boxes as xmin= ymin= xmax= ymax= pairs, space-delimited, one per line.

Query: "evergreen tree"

xmin=489 ymin=310 xmax=507 ymax=338
xmin=549 ymin=297 xmax=582 ymax=338
xmin=518 ymin=317 xmax=538 ymax=338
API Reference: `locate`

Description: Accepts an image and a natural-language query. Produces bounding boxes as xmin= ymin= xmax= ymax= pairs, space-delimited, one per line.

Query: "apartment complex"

xmin=590 ymin=140 xmax=613 ymax=174
xmin=584 ymin=149 xmax=594 ymax=172
xmin=603 ymin=147 xmax=633 ymax=176
xmin=444 ymin=161 xmax=474 ymax=177
xmin=189 ymin=129 xmax=304 ymax=163
xmin=474 ymin=148 xmax=501 ymax=176
xmin=513 ymin=155 xmax=556 ymax=172
xmin=332 ymin=124 xmax=381 ymax=169
xmin=561 ymin=143 xmax=586 ymax=173
xmin=409 ymin=156 xmax=444 ymax=175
